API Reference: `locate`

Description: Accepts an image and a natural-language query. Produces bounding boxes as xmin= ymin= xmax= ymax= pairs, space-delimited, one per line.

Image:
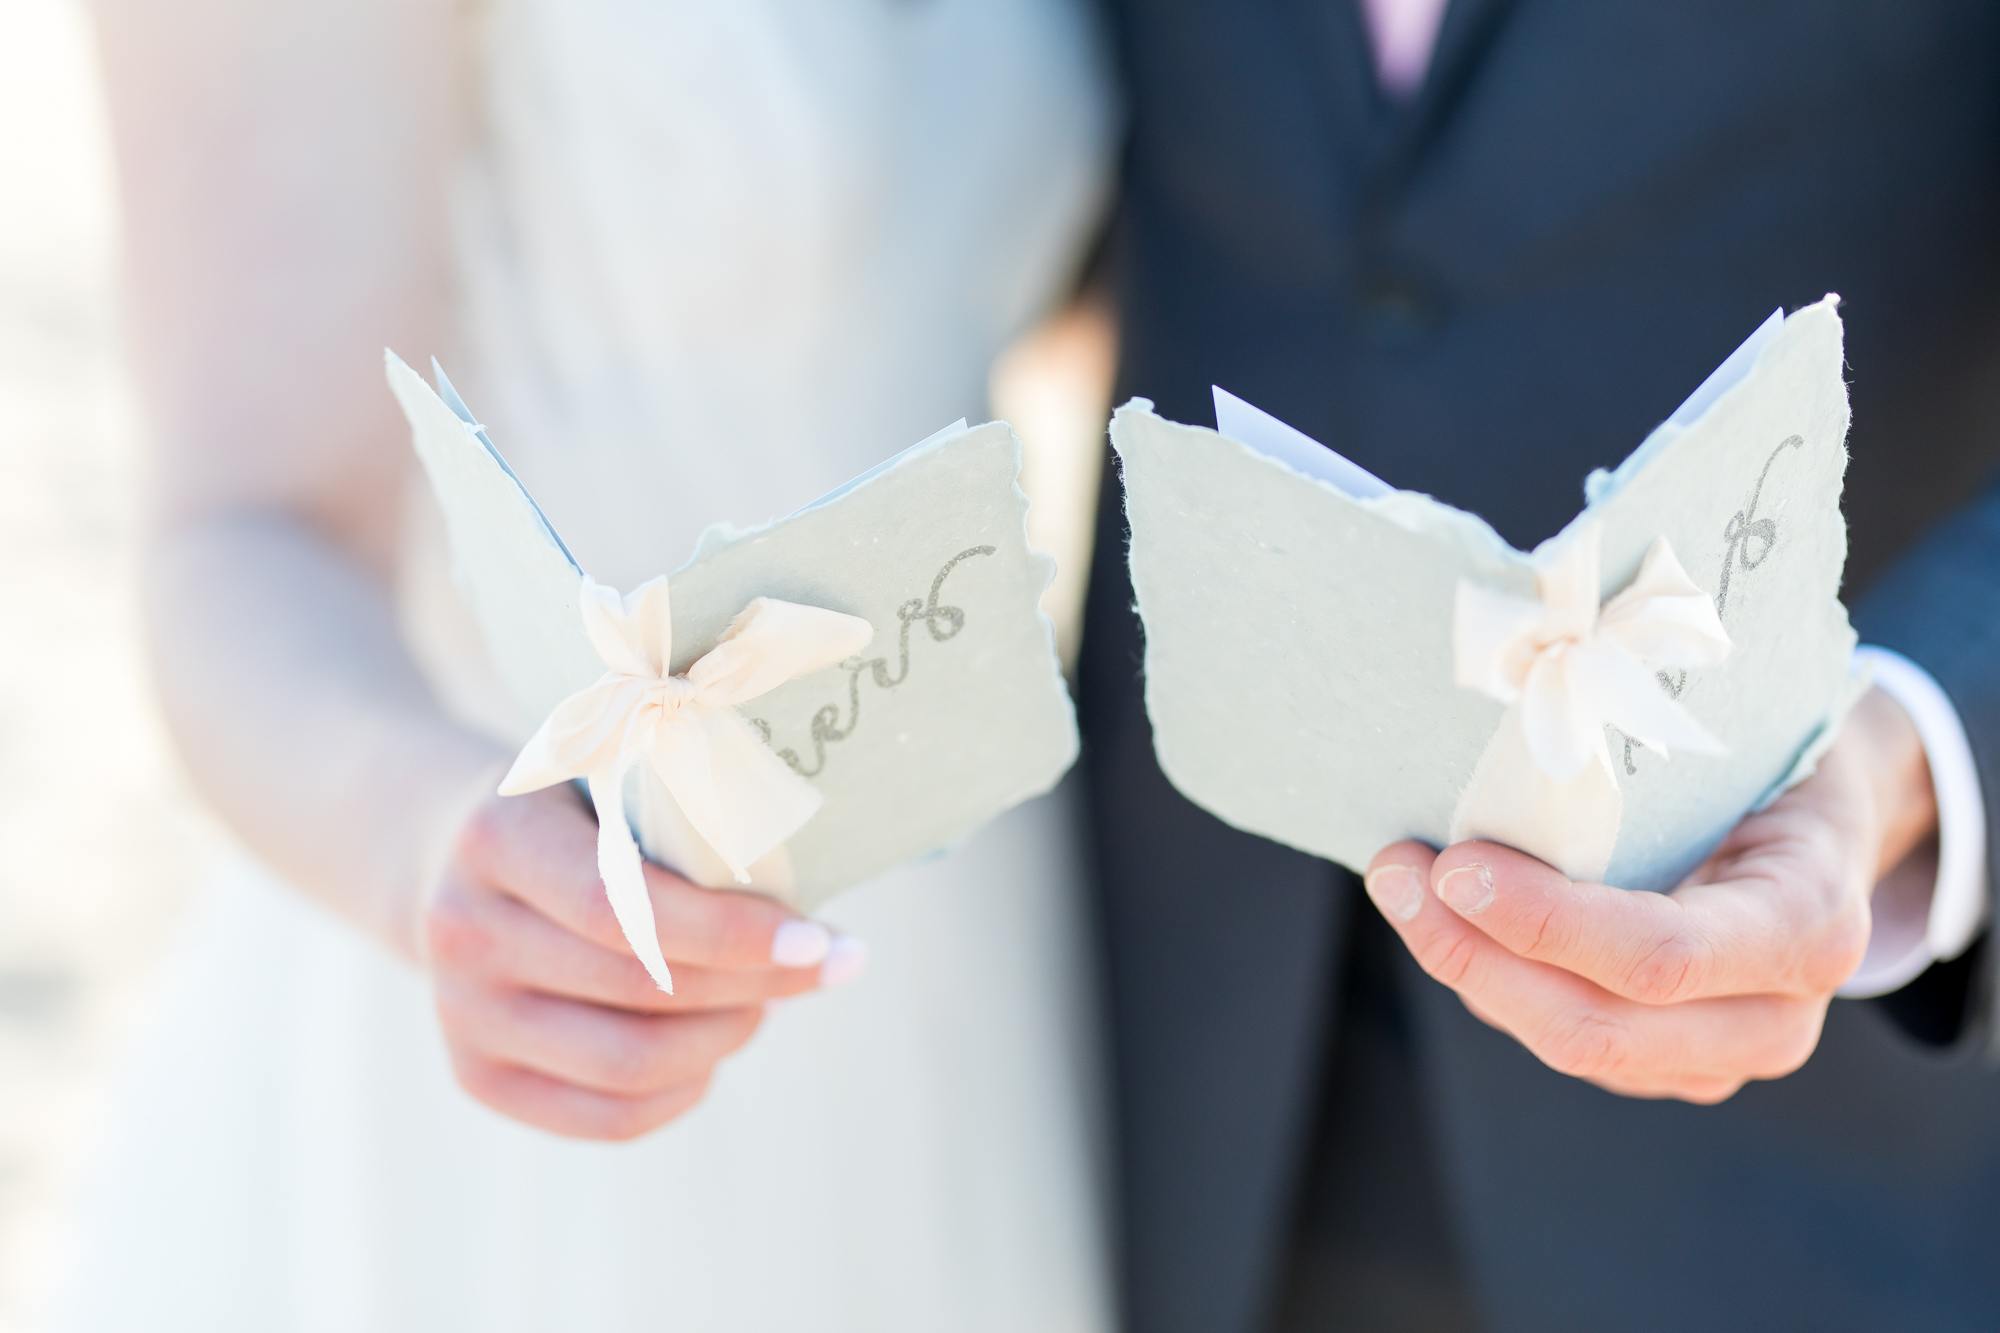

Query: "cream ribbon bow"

xmin=1449 ymin=524 xmax=1730 ymax=882
xmin=499 ymin=577 xmax=873 ymax=991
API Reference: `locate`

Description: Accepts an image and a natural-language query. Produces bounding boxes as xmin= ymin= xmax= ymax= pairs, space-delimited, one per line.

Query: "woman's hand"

xmin=422 ymin=785 xmax=864 ymax=1140
xmin=1363 ymin=686 xmax=1935 ymax=1103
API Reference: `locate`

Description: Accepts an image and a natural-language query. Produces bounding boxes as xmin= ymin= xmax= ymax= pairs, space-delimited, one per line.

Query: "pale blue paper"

xmin=1119 ymin=297 xmax=1859 ymax=892
xmin=386 ymin=353 xmax=1077 ymax=909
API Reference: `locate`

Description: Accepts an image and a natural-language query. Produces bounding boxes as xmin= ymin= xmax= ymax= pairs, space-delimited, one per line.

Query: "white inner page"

xmin=1667 ymin=307 xmax=1785 ymax=427
xmin=1212 ymin=386 xmax=1395 ymax=499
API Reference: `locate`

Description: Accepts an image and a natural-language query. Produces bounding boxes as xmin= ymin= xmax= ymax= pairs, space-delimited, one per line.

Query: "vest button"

xmin=1356 ymin=271 xmax=1440 ymax=349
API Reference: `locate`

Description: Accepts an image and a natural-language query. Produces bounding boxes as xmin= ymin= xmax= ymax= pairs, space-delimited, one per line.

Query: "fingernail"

xmin=771 ymin=919 xmax=833 ymax=968
xmin=818 ymin=935 xmax=869 ymax=988
xmin=1437 ymin=863 xmax=1495 ymax=915
xmin=1364 ymin=864 xmax=1426 ymax=922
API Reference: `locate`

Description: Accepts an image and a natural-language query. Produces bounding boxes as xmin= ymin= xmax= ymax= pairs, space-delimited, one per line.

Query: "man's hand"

xmin=1364 ymin=686 xmax=1936 ymax=1103
xmin=421 ymin=785 xmax=864 ymax=1140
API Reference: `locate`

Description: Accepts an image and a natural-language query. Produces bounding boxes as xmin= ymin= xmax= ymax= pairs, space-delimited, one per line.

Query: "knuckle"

xmin=1755 ymin=1002 xmax=1827 ymax=1079
xmin=577 ymin=896 xmax=628 ymax=952
xmin=430 ymin=980 xmax=484 ymax=1039
xmin=605 ymin=955 xmax=675 ymax=1008
xmin=1539 ymin=1008 xmax=1631 ymax=1080
xmin=454 ymin=798 xmax=513 ymax=875
xmin=423 ymin=891 xmax=493 ymax=974
xmin=444 ymin=1045 xmax=509 ymax=1107
xmin=571 ymin=888 xmax=625 ymax=948
xmin=1621 ymin=932 xmax=1701 ymax=1005
xmin=1678 ymin=1078 xmax=1745 ymax=1106
xmin=596 ymin=1077 xmax=712 ymax=1141
xmin=680 ymin=1007 xmax=764 ymax=1077
xmin=1459 ymin=994 xmax=1509 ymax=1034
xmin=596 ymin=1028 xmax=672 ymax=1096
xmin=1519 ymin=899 xmax=1565 ymax=958
xmin=664 ymin=885 xmax=779 ymax=967
xmin=664 ymin=1074 xmax=715 ymax=1123
xmin=723 ymin=1003 xmax=766 ymax=1051
xmin=1756 ymin=1044 xmax=1811 ymax=1082
xmin=1421 ymin=930 xmax=1484 ymax=990
xmin=592 ymin=1100 xmax=667 ymax=1143
xmin=712 ymin=896 xmax=781 ymax=963
xmin=1800 ymin=912 xmax=1871 ymax=993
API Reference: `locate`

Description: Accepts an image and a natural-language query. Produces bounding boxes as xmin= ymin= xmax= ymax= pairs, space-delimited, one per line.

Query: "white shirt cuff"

xmin=1838 ymin=646 xmax=1990 ymax=999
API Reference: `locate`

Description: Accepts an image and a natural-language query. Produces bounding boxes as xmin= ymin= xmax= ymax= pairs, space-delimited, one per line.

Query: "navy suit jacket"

xmin=1079 ymin=3 xmax=2000 ymax=1330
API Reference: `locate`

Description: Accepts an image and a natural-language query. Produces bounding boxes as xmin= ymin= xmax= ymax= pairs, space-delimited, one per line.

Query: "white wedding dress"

xmin=54 ymin=3 xmax=1117 ymax=1330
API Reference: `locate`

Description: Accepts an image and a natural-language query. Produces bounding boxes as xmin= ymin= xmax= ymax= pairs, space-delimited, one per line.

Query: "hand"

xmin=1363 ymin=686 xmax=1937 ymax=1103
xmin=421 ymin=784 xmax=864 ymax=1140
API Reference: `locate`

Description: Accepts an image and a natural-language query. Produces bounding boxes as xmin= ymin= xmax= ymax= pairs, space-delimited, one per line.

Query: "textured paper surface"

xmin=1119 ymin=297 xmax=1858 ymax=892
xmin=388 ymin=352 xmax=1078 ymax=911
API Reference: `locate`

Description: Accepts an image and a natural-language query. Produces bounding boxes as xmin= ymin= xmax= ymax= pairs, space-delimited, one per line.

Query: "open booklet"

xmin=1116 ymin=296 xmax=1861 ymax=893
xmin=387 ymin=353 xmax=1077 ymax=983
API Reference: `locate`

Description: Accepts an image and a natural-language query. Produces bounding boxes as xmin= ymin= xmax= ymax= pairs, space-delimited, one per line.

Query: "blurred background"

xmin=0 ymin=1 xmax=1111 ymax=1325
xmin=0 ymin=0 xmax=221 ymax=1325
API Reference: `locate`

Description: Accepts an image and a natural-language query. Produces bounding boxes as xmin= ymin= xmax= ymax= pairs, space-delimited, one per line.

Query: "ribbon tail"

xmin=650 ymin=713 xmax=823 ymax=883
xmin=1453 ymin=702 xmax=1622 ymax=884
xmin=585 ymin=754 xmax=675 ymax=993
xmin=1574 ymin=644 xmax=1729 ymax=760
xmin=1516 ymin=648 xmax=1612 ymax=783
xmin=497 ymin=676 xmax=649 ymax=796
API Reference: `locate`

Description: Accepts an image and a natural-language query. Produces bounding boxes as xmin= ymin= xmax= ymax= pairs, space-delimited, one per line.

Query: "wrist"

xmin=367 ymin=728 xmax=512 ymax=963
xmin=1845 ymin=685 xmax=1938 ymax=878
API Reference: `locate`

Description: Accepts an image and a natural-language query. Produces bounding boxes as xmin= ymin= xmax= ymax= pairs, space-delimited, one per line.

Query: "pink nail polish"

xmin=771 ymin=919 xmax=833 ymax=968
xmin=818 ymin=935 xmax=869 ymax=988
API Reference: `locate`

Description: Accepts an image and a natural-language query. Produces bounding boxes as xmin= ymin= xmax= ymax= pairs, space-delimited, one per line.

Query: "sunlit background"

xmin=0 ymin=1 xmax=1111 ymax=1325
xmin=0 ymin=0 xmax=221 ymax=1324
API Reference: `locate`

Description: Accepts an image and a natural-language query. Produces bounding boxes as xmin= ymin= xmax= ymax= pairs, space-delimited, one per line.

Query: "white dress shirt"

xmin=1842 ymin=648 xmax=1990 ymax=996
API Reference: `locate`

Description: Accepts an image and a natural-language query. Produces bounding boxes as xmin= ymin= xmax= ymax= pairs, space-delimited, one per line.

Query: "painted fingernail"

xmin=1438 ymin=863 xmax=1495 ymax=915
xmin=1364 ymin=864 xmax=1426 ymax=922
xmin=771 ymin=919 xmax=833 ymax=968
xmin=818 ymin=935 xmax=869 ymax=988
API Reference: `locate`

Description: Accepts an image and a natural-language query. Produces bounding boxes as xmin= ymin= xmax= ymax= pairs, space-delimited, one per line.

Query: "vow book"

xmin=387 ymin=352 xmax=1076 ymax=984
xmin=1115 ymin=296 xmax=1861 ymax=892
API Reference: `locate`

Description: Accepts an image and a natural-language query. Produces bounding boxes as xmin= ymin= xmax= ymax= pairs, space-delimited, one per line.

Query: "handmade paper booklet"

xmin=1116 ymin=296 xmax=1861 ymax=893
xmin=387 ymin=353 xmax=1077 ymax=988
